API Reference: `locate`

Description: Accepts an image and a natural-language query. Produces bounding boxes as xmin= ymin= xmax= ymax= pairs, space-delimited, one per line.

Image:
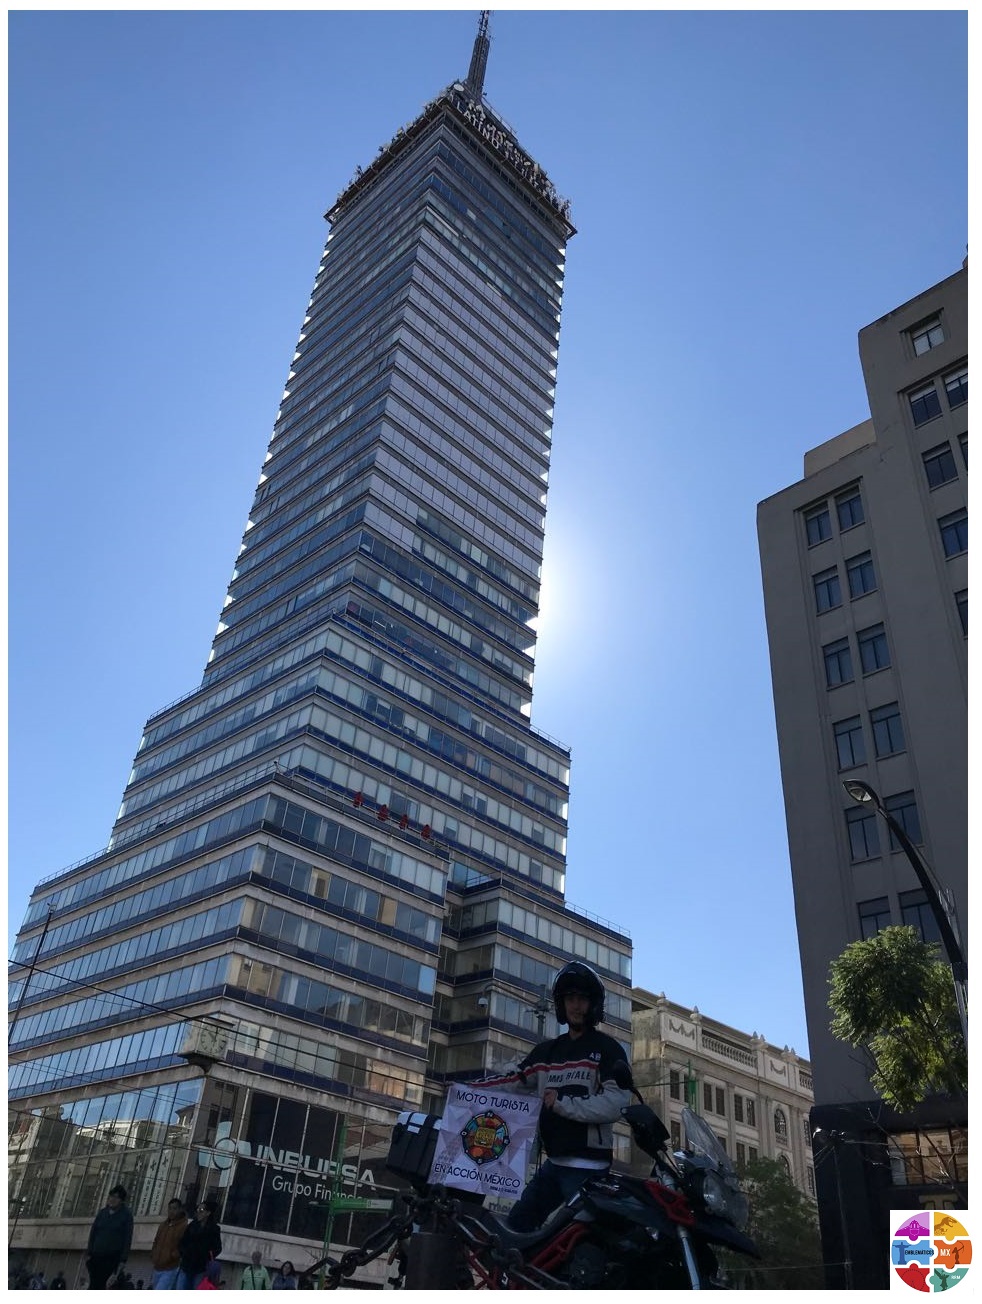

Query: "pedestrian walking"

xmin=176 ymin=1200 xmax=222 ymax=1290
xmin=86 ymin=1185 xmax=134 ymax=1289
xmin=241 ymin=1251 xmax=272 ymax=1290
xmin=271 ymin=1261 xmax=298 ymax=1289
xmin=150 ymin=1198 xmax=189 ymax=1289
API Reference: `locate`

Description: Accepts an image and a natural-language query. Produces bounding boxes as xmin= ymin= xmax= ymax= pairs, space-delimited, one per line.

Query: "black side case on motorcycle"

xmin=386 ymin=1114 xmax=469 ymax=1289
xmin=386 ymin=1111 xmax=441 ymax=1183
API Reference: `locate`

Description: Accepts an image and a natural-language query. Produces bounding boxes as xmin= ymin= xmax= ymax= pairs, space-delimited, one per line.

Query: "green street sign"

xmin=327 ymin=1197 xmax=392 ymax=1212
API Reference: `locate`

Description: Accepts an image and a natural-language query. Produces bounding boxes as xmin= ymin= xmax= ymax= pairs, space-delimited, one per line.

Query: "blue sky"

xmin=8 ymin=8 xmax=968 ymax=1058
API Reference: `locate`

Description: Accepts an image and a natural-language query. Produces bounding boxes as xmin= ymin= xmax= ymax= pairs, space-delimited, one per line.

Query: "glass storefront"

xmin=8 ymin=1078 xmax=201 ymax=1221
xmin=198 ymin=1083 xmax=400 ymax=1247
xmin=9 ymin=1076 xmax=406 ymax=1252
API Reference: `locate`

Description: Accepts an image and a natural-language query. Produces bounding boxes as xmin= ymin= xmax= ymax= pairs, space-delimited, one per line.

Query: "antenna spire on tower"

xmin=465 ymin=11 xmax=491 ymax=98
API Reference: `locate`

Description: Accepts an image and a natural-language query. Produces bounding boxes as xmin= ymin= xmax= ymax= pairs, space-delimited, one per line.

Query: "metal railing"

xmin=700 ymin=1033 xmax=757 ymax=1069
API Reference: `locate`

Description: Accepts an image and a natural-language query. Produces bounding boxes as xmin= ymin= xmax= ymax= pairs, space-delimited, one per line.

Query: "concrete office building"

xmin=9 ymin=17 xmax=632 ymax=1286
xmin=757 ymin=264 xmax=967 ymax=1289
xmin=631 ymin=989 xmax=815 ymax=1200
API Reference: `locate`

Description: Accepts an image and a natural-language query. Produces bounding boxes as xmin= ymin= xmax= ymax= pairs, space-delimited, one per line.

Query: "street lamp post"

xmin=525 ymin=988 xmax=552 ymax=1040
xmin=842 ymin=780 xmax=967 ymax=1044
xmin=811 ymin=1130 xmax=853 ymax=1290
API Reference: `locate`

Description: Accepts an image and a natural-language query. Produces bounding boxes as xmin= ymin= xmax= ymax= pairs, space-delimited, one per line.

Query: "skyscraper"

xmin=9 ymin=16 xmax=632 ymax=1284
xmin=757 ymin=264 xmax=967 ymax=1288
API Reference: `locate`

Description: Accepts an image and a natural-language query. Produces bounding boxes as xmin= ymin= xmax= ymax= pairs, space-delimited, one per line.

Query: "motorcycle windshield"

xmin=681 ymin=1106 xmax=737 ymax=1177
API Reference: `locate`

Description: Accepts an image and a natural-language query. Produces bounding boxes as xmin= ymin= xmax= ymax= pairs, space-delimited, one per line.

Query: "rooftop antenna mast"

xmin=465 ymin=10 xmax=491 ymax=98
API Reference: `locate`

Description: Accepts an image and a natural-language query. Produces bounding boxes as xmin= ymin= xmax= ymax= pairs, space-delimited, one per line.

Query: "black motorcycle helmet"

xmin=552 ymin=961 xmax=605 ymax=1026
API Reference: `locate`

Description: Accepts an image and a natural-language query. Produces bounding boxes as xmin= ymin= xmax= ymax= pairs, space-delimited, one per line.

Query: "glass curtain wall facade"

xmin=10 ymin=25 xmax=632 ymax=1285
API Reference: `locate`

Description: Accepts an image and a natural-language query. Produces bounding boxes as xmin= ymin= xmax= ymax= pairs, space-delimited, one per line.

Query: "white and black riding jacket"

xmin=481 ymin=1028 xmax=632 ymax=1165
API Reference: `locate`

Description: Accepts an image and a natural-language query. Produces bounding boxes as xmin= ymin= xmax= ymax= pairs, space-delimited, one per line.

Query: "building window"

xmin=939 ymin=510 xmax=968 ymax=557
xmin=806 ymin=1167 xmax=816 ymax=1196
xmin=736 ymin=1141 xmax=747 ymax=1168
xmin=834 ymin=715 xmax=866 ymax=769
xmin=909 ymin=382 xmax=943 ymax=426
xmin=804 ymin=503 xmax=832 ymax=546
xmin=813 ymin=566 xmax=842 ymax=613
xmin=858 ymin=622 xmax=890 ymax=674
xmin=846 ymin=805 xmax=881 ymax=861
xmin=846 ymin=550 xmax=877 ymax=598
xmin=669 ymin=1069 xmax=681 ymax=1100
xmin=871 ymin=702 xmax=905 ymax=757
xmin=836 ymin=487 xmax=865 ymax=531
xmin=858 ymin=896 xmax=891 ymax=939
xmin=888 ymin=1128 xmax=968 ymax=1186
xmin=955 ymin=589 xmax=968 ymax=635
xmin=899 ymin=889 xmax=942 ymax=947
xmin=774 ymin=1108 xmax=788 ymax=1141
xmin=911 ymin=315 xmax=945 ymax=356
xmin=922 ymin=442 xmax=958 ymax=489
xmin=733 ymin=1094 xmax=760 ymax=1127
xmin=958 ymin=432 xmax=967 ymax=468
xmin=885 ymin=790 xmax=922 ymax=849
xmin=700 ymin=1085 xmax=727 ymax=1118
xmin=670 ymin=1119 xmax=682 ymax=1151
xmin=803 ymin=1119 xmax=812 ymax=1149
xmin=749 ymin=1145 xmax=759 ymax=1163
xmin=944 ymin=367 xmax=968 ymax=408
xmin=823 ymin=637 xmax=854 ymax=688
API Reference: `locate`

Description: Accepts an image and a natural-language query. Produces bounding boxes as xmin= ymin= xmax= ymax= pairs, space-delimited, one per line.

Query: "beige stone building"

xmin=631 ymin=989 xmax=815 ymax=1199
xmin=756 ymin=263 xmax=968 ymax=1288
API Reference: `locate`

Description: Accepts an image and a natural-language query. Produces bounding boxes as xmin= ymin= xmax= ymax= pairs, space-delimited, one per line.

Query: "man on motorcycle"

xmin=481 ymin=961 xmax=634 ymax=1232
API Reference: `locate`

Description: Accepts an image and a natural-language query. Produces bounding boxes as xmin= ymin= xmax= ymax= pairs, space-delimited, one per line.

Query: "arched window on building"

xmin=780 ymin=1153 xmax=792 ymax=1180
xmin=774 ymin=1107 xmax=788 ymax=1141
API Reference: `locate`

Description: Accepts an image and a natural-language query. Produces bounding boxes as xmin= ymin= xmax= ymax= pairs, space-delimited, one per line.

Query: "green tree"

xmin=828 ymin=926 xmax=967 ymax=1111
xmin=717 ymin=1157 xmax=823 ymax=1289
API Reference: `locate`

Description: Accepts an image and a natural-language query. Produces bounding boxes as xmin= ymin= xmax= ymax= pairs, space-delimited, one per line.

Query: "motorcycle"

xmin=320 ymin=1101 xmax=758 ymax=1289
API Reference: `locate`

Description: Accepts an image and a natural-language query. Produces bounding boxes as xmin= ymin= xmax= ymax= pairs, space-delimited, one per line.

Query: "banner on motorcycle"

xmin=429 ymin=1082 xmax=542 ymax=1200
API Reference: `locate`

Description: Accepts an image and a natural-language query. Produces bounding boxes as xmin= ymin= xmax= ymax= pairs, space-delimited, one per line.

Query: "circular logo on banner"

xmin=892 ymin=1212 xmax=971 ymax=1292
xmin=460 ymin=1111 xmax=510 ymax=1165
